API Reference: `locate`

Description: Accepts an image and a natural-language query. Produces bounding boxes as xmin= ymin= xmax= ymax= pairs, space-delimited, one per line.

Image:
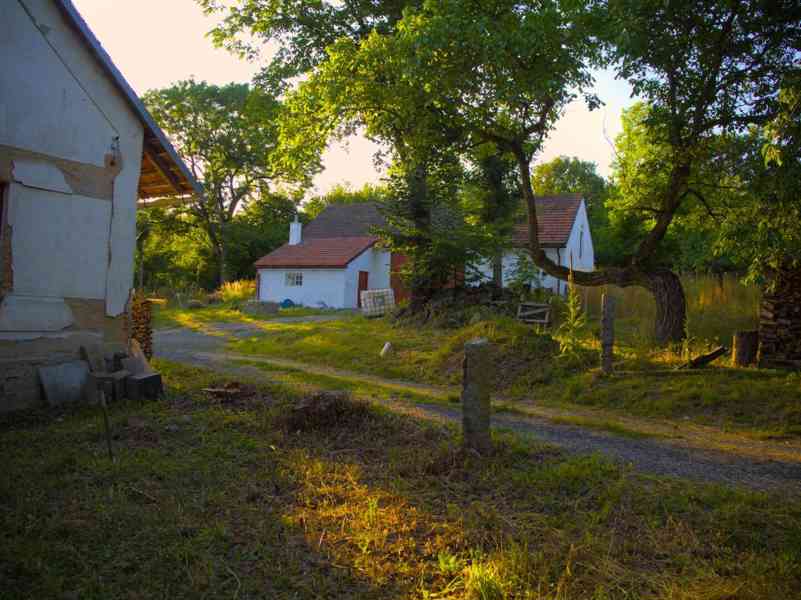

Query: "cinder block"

xmin=126 ymin=372 xmax=163 ymax=401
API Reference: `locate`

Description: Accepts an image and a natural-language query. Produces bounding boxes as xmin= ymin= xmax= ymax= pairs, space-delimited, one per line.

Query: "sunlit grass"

xmin=3 ymin=361 xmax=799 ymax=599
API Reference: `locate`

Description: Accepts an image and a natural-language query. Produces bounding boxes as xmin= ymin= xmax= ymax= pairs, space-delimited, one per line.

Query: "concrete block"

xmin=127 ymin=372 xmax=163 ymax=401
xmin=241 ymin=300 xmax=279 ymax=316
xmin=38 ymin=360 xmax=90 ymax=407
xmin=89 ymin=370 xmax=129 ymax=403
xmin=80 ymin=344 xmax=106 ymax=373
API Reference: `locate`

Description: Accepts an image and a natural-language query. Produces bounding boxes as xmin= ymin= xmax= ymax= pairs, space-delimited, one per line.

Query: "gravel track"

xmin=155 ymin=323 xmax=801 ymax=493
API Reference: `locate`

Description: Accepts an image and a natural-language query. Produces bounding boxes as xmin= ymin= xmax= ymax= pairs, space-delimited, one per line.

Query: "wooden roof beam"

xmin=143 ymin=140 xmax=186 ymax=196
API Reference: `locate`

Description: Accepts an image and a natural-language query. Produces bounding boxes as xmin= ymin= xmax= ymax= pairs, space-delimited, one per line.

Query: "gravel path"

xmin=155 ymin=323 xmax=801 ymax=493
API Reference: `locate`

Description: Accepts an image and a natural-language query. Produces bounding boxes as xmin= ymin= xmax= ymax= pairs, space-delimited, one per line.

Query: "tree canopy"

xmin=144 ymin=79 xmax=312 ymax=284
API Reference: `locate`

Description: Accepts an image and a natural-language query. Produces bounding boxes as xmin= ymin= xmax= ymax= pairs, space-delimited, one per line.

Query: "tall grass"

xmin=581 ymin=273 xmax=760 ymax=346
xmin=219 ymin=279 xmax=256 ymax=304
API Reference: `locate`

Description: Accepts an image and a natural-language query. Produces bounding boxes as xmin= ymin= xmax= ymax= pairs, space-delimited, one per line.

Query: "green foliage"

xmin=556 ymin=271 xmax=588 ymax=360
xmin=223 ymin=194 xmax=297 ymax=280
xmin=718 ymin=76 xmax=801 ymax=281
xmin=143 ymin=80 xmax=311 ymax=284
xmin=137 ymin=195 xmax=297 ymax=291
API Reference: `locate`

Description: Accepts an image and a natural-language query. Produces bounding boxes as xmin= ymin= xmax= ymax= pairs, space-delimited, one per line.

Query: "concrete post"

xmin=462 ymin=338 xmax=492 ymax=454
xmin=601 ymin=293 xmax=616 ymax=375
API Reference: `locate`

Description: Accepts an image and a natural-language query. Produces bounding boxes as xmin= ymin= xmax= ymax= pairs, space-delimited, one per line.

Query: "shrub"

xmin=219 ymin=280 xmax=256 ymax=304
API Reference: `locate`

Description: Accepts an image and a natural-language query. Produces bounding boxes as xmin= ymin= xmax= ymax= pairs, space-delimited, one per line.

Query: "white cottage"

xmin=255 ymin=204 xmax=397 ymax=309
xmin=475 ymin=194 xmax=595 ymax=294
xmin=256 ymin=195 xmax=595 ymax=309
xmin=0 ymin=0 xmax=199 ymax=411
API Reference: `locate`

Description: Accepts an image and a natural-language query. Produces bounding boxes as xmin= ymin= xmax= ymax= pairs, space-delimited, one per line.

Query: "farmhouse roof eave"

xmin=54 ymin=0 xmax=202 ymax=200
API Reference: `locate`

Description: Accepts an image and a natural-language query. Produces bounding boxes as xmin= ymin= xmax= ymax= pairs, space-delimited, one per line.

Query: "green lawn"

xmin=228 ymin=314 xmax=801 ymax=437
xmin=152 ymin=302 xmax=334 ymax=330
xmin=2 ymin=361 xmax=800 ymax=599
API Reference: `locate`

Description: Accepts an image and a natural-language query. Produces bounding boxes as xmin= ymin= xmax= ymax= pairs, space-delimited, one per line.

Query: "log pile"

xmin=759 ymin=266 xmax=801 ymax=369
xmin=126 ymin=292 xmax=153 ymax=360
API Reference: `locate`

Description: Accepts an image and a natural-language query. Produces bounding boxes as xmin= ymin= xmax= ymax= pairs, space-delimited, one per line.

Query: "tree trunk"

xmin=492 ymin=255 xmax=503 ymax=288
xmin=646 ymin=269 xmax=686 ymax=345
xmin=217 ymin=238 xmax=228 ymax=287
xmin=407 ymin=163 xmax=434 ymax=313
xmin=732 ymin=330 xmax=759 ymax=367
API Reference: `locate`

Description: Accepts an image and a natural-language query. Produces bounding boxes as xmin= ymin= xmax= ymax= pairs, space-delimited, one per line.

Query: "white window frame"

xmin=285 ymin=271 xmax=303 ymax=287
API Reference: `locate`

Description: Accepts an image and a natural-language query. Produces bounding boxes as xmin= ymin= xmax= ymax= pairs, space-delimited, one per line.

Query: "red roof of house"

xmin=254 ymin=237 xmax=378 ymax=269
xmin=512 ymin=194 xmax=583 ymax=248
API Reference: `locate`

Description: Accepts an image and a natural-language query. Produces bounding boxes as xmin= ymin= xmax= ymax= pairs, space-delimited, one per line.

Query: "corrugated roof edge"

xmin=54 ymin=0 xmax=203 ymax=197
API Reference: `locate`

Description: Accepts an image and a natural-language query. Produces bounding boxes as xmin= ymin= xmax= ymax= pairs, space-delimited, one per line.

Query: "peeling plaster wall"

xmin=0 ymin=0 xmax=143 ymax=317
xmin=8 ymin=183 xmax=111 ymax=300
xmin=0 ymin=0 xmax=145 ymax=411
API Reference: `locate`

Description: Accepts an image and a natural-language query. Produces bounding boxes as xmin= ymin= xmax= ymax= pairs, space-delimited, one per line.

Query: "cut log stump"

xmin=732 ymin=330 xmax=759 ymax=367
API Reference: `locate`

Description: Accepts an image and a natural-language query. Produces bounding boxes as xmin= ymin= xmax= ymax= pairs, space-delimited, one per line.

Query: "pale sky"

xmin=72 ymin=0 xmax=635 ymax=193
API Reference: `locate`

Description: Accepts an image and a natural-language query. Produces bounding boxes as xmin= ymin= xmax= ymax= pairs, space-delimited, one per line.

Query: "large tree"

xmin=389 ymin=0 xmax=800 ymax=343
xmin=144 ymin=80 xmax=309 ymax=285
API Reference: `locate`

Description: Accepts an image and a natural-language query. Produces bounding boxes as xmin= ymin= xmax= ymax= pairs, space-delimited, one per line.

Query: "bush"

xmin=219 ymin=280 xmax=256 ymax=305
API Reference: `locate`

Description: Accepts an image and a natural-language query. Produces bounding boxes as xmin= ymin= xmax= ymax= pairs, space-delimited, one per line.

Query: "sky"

xmin=72 ymin=0 xmax=636 ymax=193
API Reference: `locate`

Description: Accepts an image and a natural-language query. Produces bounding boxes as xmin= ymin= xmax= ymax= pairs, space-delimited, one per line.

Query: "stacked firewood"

xmin=759 ymin=266 xmax=801 ymax=369
xmin=127 ymin=292 xmax=153 ymax=360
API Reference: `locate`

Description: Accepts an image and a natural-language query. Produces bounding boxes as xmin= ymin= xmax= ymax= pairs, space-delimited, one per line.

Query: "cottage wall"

xmin=0 ymin=0 xmax=143 ymax=411
xmin=258 ymin=268 xmax=347 ymax=308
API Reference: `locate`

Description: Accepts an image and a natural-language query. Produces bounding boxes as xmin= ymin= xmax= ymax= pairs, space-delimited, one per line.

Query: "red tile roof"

xmin=254 ymin=237 xmax=378 ymax=269
xmin=512 ymin=194 xmax=583 ymax=248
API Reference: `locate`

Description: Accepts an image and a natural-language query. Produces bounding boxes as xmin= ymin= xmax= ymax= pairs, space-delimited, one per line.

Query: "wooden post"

xmin=732 ymin=330 xmax=759 ymax=367
xmin=601 ymin=293 xmax=616 ymax=375
xmin=462 ymin=338 xmax=492 ymax=455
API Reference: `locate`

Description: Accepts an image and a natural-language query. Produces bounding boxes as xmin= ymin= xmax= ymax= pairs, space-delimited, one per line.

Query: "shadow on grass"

xmin=3 ymin=361 xmax=801 ymax=599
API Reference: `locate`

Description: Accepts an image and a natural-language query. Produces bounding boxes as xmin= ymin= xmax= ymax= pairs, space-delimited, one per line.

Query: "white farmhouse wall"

xmin=7 ymin=184 xmax=111 ymax=299
xmin=259 ymin=268 xmax=346 ymax=308
xmin=370 ymin=250 xmax=392 ymax=290
xmin=1 ymin=0 xmax=144 ymax=316
xmin=257 ymin=247 xmax=392 ymax=309
xmin=562 ymin=201 xmax=594 ymax=273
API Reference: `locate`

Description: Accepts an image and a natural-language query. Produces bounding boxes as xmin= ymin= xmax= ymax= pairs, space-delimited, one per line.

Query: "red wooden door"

xmin=357 ymin=271 xmax=369 ymax=307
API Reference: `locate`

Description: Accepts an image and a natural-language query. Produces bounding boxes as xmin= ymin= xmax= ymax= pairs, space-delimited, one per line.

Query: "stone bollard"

xmin=462 ymin=338 xmax=492 ymax=455
xmin=601 ymin=294 xmax=616 ymax=375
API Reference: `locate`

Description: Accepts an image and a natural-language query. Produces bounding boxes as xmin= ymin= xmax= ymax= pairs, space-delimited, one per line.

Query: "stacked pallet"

xmin=759 ymin=266 xmax=801 ymax=370
xmin=127 ymin=292 xmax=154 ymax=360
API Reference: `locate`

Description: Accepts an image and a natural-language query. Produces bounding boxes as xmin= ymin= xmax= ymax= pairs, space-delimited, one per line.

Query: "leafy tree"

xmin=718 ymin=77 xmax=801 ymax=281
xmin=199 ymin=0 xmax=414 ymax=90
xmin=399 ymin=0 xmax=799 ymax=342
xmin=143 ymin=79 xmax=311 ymax=285
xmin=224 ymin=194 xmax=299 ymax=280
xmin=461 ymin=147 xmax=521 ymax=286
xmin=565 ymin=0 xmax=801 ymax=342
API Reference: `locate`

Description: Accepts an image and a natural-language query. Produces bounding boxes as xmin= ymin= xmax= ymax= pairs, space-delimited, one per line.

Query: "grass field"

xmin=2 ymin=361 xmax=800 ymax=599
xmin=222 ymin=275 xmax=801 ymax=437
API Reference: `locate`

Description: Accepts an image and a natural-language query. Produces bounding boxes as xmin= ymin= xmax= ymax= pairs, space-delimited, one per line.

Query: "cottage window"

xmin=285 ymin=272 xmax=303 ymax=287
xmin=579 ymin=227 xmax=584 ymax=259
